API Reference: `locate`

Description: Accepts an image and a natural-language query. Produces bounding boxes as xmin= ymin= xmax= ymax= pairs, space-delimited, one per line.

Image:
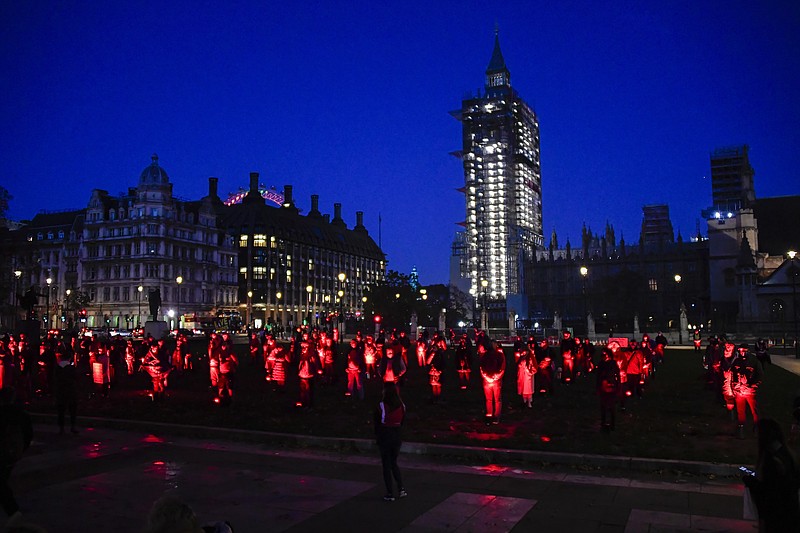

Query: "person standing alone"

xmin=374 ymin=382 xmax=407 ymax=502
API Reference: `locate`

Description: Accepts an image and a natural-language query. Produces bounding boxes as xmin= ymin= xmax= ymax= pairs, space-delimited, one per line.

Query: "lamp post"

xmin=276 ymin=291 xmax=282 ymax=334
xmin=176 ymin=276 xmax=183 ymax=331
xmin=674 ymin=274 xmax=683 ymax=345
xmin=305 ymin=285 xmax=313 ymax=327
xmin=480 ymin=279 xmax=488 ymax=331
xmin=788 ymin=251 xmax=799 ymax=359
xmin=137 ymin=285 xmax=143 ymax=328
xmin=65 ymin=288 xmax=71 ymax=330
xmin=45 ymin=276 xmax=52 ymax=329
xmin=338 ymin=272 xmax=346 ymax=336
xmin=580 ymin=266 xmax=588 ymax=334
xmin=13 ymin=270 xmax=22 ymax=328
xmin=246 ymin=290 xmax=253 ymax=330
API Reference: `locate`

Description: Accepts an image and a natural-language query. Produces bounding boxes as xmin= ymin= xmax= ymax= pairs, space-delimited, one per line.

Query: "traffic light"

xmin=374 ymin=315 xmax=381 ymax=323
xmin=79 ymin=309 xmax=87 ymax=323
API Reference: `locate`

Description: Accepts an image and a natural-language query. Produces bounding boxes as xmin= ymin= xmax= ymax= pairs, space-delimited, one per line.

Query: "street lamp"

xmin=337 ymin=273 xmax=346 ymax=332
xmin=247 ymin=290 xmax=253 ymax=329
xmin=305 ymin=285 xmax=313 ymax=327
xmin=45 ymin=276 xmax=52 ymax=329
xmin=788 ymin=251 xmax=799 ymax=359
xmin=674 ymin=274 xmax=683 ymax=344
xmin=275 ymin=291 xmax=282 ymax=332
xmin=176 ymin=276 xmax=183 ymax=330
xmin=137 ymin=285 xmax=144 ymax=328
xmin=480 ymin=279 xmax=489 ymax=331
xmin=65 ymin=288 xmax=71 ymax=329
xmin=13 ymin=270 xmax=22 ymax=327
xmin=580 ymin=266 xmax=589 ymax=332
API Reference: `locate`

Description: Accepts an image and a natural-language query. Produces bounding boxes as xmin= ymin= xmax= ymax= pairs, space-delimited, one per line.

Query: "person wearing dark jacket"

xmin=374 ymin=382 xmax=407 ymax=502
xmin=55 ymin=349 xmax=79 ymax=434
xmin=596 ymin=347 xmax=621 ymax=431
xmin=0 ymin=389 xmax=32 ymax=524
xmin=742 ymin=418 xmax=800 ymax=532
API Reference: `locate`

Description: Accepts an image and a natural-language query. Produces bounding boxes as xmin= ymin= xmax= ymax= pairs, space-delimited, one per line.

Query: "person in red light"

xmin=425 ymin=338 xmax=445 ymax=404
xmin=142 ymin=343 xmax=171 ymax=401
xmin=364 ymin=336 xmax=378 ymax=379
xmin=217 ymin=340 xmax=238 ymax=403
xmin=559 ymin=330 xmax=576 ymax=384
xmin=573 ymin=336 xmax=584 ymax=378
xmin=416 ymin=337 xmax=427 ymax=369
xmin=378 ymin=344 xmax=406 ymax=387
xmin=516 ymin=339 xmax=537 ymax=408
xmin=535 ymin=338 xmax=554 ymax=396
xmin=455 ymin=335 xmax=472 ymax=390
xmin=248 ymin=332 xmax=260 ymax=366
xmin=374 ymin=382 xmax=407 ymax=502
xmin=345 ymin=339 xmax=366 ymax=400
xmin=297 ymin=337 xmax=321 ymax=408
xmin=267 ymin=342 xmax=290 ymax=393
xmin=207 ymin=333 xmax=221 ymax=389
xmin=479 ymin=340 xmax=505 ymax=425
xmin=596 ymin=347 xmax=621 ymax=431
xmin=731 ymin=343 xmax=763 ymax=439
xmin=693 ymin=329 xmax=702 ymax=351
xmin=721 ymin=340 xmax=737 ymax=420
xmin=621 ymin=340 xmax=644 ymax=410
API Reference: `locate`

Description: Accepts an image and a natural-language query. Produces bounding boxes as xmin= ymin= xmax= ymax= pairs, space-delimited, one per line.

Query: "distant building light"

xmin=726 ymin=212 xmax=733 ymax=218
xmin=713 ymin=212 xmax=721 ymax=219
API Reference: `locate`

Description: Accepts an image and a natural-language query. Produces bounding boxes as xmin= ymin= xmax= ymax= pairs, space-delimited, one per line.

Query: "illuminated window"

xmin=239 ymin=235 xmax=249 ymax=247
xmin=239 ymin=267 xmax=248 ymax=279
xmin=253 ymin=234 xmax=266 ymax=247
xmin=308 ymin=259 xmax=314 ymax=271
xmin=253 ymin=267 xmax=267 ymax=280
xmin=648 ymin=279 xmax=658 ymax=291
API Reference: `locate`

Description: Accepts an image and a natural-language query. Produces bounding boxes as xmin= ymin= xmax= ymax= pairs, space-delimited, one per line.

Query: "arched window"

xmin=769 ymin=299 xmax=785 ymax=323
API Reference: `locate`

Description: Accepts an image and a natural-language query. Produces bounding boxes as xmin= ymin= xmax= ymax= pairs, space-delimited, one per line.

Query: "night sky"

xmin=2 ymin=2 xmax=798 ymax=284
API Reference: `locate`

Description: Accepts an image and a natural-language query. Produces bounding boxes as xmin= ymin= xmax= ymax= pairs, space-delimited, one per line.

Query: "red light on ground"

xmin=625 ymin=391 xmax=632 ymax=396
xmin=478 ymin=464 xmax=508 ymax=474
xmin=142 ymin=434 xmax=165 ymax=443
xmin=152 ymin=461 xmax=165 ymax=466
xmin=540 ymin=435 xmax=551 ymax=443
xmin=213 ymin=397 xmax=221 ymax=404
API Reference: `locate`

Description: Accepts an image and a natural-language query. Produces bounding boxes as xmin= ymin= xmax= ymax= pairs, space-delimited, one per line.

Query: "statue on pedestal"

xmin=148 ymin=289 xmax=161 ymax=321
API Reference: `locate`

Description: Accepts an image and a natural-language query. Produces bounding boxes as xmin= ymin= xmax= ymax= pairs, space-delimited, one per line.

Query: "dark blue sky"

xmin=2 ymin=1 xmax=798 ymax=284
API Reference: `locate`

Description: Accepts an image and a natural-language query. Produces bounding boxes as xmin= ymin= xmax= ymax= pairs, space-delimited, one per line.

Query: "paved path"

xmin=11 ymin=425 xmax=756 ymax=532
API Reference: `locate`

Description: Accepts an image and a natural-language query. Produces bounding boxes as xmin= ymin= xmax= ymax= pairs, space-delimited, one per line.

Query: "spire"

xmin=485 ymin=29 xmax=510 ymax=89
xmin=737 ymin=234 xmax=756 ymax=270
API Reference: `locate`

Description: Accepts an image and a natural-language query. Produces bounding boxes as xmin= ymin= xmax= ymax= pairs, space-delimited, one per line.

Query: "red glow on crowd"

xmin=540 ymin=435 xmax=552 ymax=443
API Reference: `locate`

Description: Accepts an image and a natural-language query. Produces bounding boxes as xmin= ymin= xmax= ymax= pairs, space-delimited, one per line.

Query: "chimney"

xmin=283 ymin=185 xmax=294 ymax=207
xmin=208 ymin=177 xmax=218 ymax=197
xmin=309 ymin=194 xmax=321 ymax=217
xmin=243 ymin=172 xmax=264 ymax=204
xmin=332 ymin=203 xmax=346 ymax=227
xmin=323 ymin=214 xmax=330 ymax=223
xmin=354 ymin=211 xmax=367 ymax=233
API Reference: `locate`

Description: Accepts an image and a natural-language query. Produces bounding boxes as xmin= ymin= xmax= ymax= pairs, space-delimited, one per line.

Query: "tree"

xmin=0 ymin=186 xmax=10 ymax=221
xmin=365 ymin=270 xmax=415 ymax=331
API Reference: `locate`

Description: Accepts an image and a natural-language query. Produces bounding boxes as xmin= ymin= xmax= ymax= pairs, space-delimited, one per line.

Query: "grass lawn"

xmin=30 ymin=340 xmax=800 ymax=466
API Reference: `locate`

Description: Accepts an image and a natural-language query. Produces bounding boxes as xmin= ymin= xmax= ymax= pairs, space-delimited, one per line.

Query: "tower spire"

xmin=486 ymin=28 xmax=510 ymax=89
